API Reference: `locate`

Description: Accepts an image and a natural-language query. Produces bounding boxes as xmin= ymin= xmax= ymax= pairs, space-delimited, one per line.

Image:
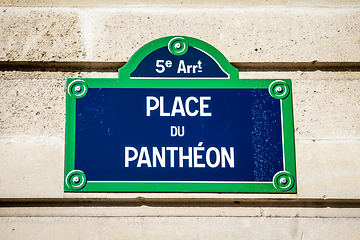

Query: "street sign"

xmin=65 ymin=36 xmax=296 ymax=193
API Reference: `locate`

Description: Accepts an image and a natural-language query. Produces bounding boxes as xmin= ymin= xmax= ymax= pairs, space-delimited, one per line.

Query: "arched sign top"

xmin=119 ymin=36 xmax=238 ymax=80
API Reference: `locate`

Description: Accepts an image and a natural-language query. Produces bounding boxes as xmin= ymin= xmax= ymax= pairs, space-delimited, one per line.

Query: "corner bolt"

xmin=275 ymin=86 xmax=283 ymax=93
xmin=280 ymin=177 xmax=288 ymax=184
xmin=74 ymin=86 xmax=82 ymax=92
xmin=73 ymin=176 xmax=80 ymax=183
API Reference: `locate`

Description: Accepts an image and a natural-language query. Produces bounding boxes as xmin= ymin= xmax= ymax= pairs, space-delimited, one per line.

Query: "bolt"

xmin=73 ymin=176 xmax=80 ymax=183
xmin=280 ymin=177 xmax=288 ymax=184
xmin=275 ymin=86 xmax=283 ymax=93
xmin=175 ymin=43 xmax=181 ymax=49
xmin=74 ymin=85 xmax=82 ymax=92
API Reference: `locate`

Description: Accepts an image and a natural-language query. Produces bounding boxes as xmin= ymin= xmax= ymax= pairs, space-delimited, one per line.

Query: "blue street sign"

xmin=65 ymin=36 xmax=296 ymax=193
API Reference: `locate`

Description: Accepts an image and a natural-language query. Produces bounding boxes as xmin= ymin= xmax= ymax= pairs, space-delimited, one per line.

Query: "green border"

xmin=64 ymin=36 xmax=296 ymax=193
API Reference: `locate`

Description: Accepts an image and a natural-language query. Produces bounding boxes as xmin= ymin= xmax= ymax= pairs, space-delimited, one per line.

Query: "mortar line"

xmin=0 ymin=61 xmax=360 ymax=72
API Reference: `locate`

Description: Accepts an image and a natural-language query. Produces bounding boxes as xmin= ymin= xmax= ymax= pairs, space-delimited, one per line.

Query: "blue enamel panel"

xmin=74 ymin=88 xmax=283 ymax=182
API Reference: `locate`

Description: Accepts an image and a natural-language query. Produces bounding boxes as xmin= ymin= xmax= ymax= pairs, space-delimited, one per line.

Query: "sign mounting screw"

xmin=73 ymin=176 xmax=80 ymax=183
xmin=280 ymin=177 xmax=288 ymax=184
xmin=275 ymin=86 xmax=283 ymax=93
xmin=74 ymin=86 xmax=82 ymax=92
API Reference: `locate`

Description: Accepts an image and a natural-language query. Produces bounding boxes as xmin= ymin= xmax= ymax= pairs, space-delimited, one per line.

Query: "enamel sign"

xmin=64 ymin=36 xmax=296 ymax=193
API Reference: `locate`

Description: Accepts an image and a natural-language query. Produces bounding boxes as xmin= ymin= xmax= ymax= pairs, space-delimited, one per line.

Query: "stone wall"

xmin=1 ymin=1 xmax=360 ymax=239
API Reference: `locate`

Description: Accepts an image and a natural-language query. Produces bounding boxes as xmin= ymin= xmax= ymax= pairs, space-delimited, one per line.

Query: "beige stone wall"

xmin=1 ymin=1 xmax=360 ymax=239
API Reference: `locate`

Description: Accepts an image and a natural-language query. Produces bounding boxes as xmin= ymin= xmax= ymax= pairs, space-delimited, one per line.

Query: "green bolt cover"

xmin=68 ymin=79 xmax=88 ymax=99
xmin=65 ymin=170 xmax=87 ymax=190
xmin=269 ymin=80 xmax=290 ymax=99
xmin=273 ymin=171 xmax=294 ymax=191
xmin=168 ymin=37 xmax=189 ymax=56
